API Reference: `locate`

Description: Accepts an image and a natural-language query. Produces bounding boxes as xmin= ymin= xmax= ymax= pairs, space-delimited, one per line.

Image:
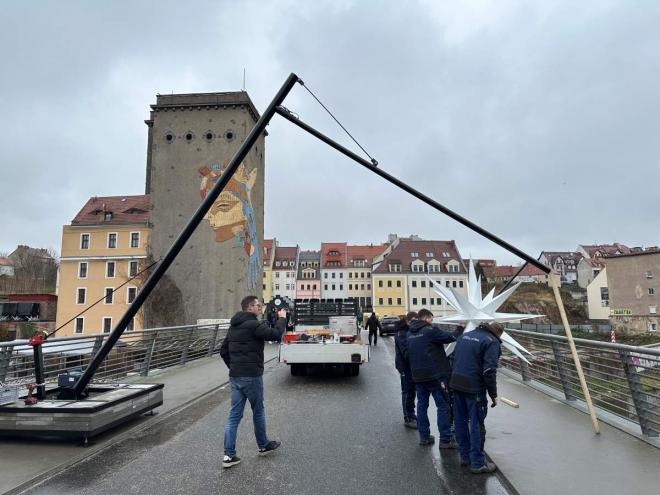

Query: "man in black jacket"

xmin=220 ymin=295 xmax=287 ymax=468
xmin=394 ymin=311 xmax=418 ymax=428
xmin=407 ymin=309 xmax=456 ymax=447
xmin=365 ymin=312 xmax=381 ymax=346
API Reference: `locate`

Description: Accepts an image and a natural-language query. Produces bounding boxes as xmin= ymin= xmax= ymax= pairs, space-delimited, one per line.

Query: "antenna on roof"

xmin=242 ymin=68 xmax=246 ymax=91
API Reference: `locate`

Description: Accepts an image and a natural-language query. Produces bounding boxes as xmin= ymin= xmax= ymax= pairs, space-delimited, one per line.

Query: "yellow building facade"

xmin=55 ymin=196 xmax=150 ymax=337
xmin=372 ymin=274 xmax=407 ymax=317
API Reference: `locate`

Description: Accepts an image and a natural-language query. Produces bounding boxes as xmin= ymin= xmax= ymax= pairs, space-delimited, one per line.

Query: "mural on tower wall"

xmin=198 ymin=160 xmax=260 ymax=289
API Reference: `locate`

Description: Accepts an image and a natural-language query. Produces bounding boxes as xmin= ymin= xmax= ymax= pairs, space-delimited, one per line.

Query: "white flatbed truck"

xmin=278 ymin=300 xmax=369 ymax=376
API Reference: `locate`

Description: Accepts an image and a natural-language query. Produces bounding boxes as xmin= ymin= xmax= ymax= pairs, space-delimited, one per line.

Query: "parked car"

xmin=380 ymin=316 xmax=400 ymax=336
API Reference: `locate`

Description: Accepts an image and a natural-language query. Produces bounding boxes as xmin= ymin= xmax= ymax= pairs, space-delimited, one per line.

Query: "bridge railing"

xmin=0 ymin=324 xmax=229 ymax=388
xmin=501 ymin=328 xmax=660 ymax=438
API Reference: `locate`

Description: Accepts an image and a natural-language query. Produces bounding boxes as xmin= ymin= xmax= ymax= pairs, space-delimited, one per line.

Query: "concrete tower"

xmin=144 ymin=92 xmax=265 ymax=326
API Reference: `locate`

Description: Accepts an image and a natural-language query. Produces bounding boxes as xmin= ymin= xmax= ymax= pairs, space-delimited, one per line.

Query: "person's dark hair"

xmin=488 ymin=322 xmax=504 ymax=338
xmin=417 ymin=308 xmax=433 ymax=320
xmin=241 ymin=295 xmax=259 ymax=311
xmin=405 ymin=311 xmax=418 ymax=322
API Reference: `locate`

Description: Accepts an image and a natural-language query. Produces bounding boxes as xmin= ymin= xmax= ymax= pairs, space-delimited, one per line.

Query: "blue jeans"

xmin=415 ymin=379 xmax=452 ymax=443
xmin=400 ymin=370 xmax=417 ymax=422
xmin=453 ymin=390 xmax=488 ymax=467
xmin=224 ymin=376 xmax=269 ymax=456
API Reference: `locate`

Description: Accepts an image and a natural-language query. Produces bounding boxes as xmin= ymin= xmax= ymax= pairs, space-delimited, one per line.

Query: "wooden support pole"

xmin=550 ymin=274 xmax=600 ymax=434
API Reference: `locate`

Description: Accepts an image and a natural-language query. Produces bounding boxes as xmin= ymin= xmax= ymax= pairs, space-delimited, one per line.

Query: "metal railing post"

xmin=207 ymin=325 xmax=220 ymax=357
xmin=180 ymin=327 xmax=193 ymax=366
xmin=618 ymin=350 xmax=659 ymax=437
xmin=141 ymin=331 xmax=158 ymax=377
xmin=0 ymin=344 xmax=13 ymax=383
xmin=551 ymin=341 xmax=576 ymax=401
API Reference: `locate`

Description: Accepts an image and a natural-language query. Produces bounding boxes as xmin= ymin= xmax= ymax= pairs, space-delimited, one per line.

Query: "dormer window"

xmin=443 ymin=252 xmax=451 ymax=258
xmin=104 ymin=212 xmax=113 ymax=221
xmin=426 ymin=252 xmax=434 ymax=257
xmin=411 ymin=252 xmax=418 ymax=258
xmin=389 ymin=263 xmax=401 ymax=273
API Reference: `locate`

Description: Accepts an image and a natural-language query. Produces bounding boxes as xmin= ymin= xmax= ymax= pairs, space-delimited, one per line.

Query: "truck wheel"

xmin=342 ymin=364 xmax=352 ymax=377
xmin=351 ymin=364 xmax=360 ymax=376
xmin=291 ymin=364 xmax=300 ymax=376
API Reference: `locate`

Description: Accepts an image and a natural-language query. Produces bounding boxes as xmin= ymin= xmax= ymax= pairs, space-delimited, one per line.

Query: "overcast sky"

xmin=1 ymin=1 xmax=658 ymax=264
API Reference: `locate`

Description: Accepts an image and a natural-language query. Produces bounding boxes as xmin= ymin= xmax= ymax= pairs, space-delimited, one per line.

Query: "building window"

xmin=379 ymin=298 xmax=383 ymax=305
xmin=650 ymin=322 xmax=658 ymax=332
xmin=105 ymin=288 xmax=114 ymax=304
xmin=76 ymin=288 xmax=86 ymax=305
xmin=127 ymin=318 xmax=135 ymax=332
xmin=649 ymin=288 xmax=656 ymax=296
xmin=332 ymin=273 xmax=336 ymax=279
xmin=412 ymin=298 xmax=418 ymax=305
xmin=378 ymin=280 xmax=383 ymax=288
xmin=459 ymin=280 xmax=464 ymax=288
xmin=650 ymin=306 xmax=657 ymax=315
xmin=275 ymin=272 xmax=280 ymax=278
xmin=446 ymin=281 xmax=450 ymax=287
xmin=107 ymin=233 xmax=117 ymax=249
xmin=285 ymin=284 xmax=290 ymax=290
xmin=367 ymin=284 xmax=371 ymax=290
xmin=349 ymin=284 xmax=353 ymax=290
xmin=397 ymin=298 xmax=401 ymax=305
xmin=443 ymin=252 xmax=450 ymax=257
xmin=106 ymin=261 xmax=116 ymax=278
xmin=78 ymin=262 xmax=88 ymax=279
xmin=387 ymin=280 xmax=392 ymax=288
xmin=324 ymin=284 xmax=328 ymax=290
xmin=396 ymin=280 xmax=401 ymax=288
xmin=348 ymin=272 xmax=352 ymax=278
xmin=74 ymin=317 xmax=84 ymax=334
xmin=452 ymin=281 xmax=457 ymax=288
xmin=600 ymin=287 xmax=609 ymax=306
xmin=130 ymin=232 xmax=140 ymax=248
xmin=80 ymin=233 xmax=90 ymax=250
xmin=412 ymin=280 xmax=417 ymax=288
xmin=387 ymin=298 xmax=392 ymax=305
xmin=361 ymin=284 xmax=365 ymax=290
xmin=411 ymin=252 xmax=418 ymax=257
xmin=103 ymin=317 xmax=112 ymax=333
xmin=340 ymin=284 xmax=343 ymax=290
xmin=313 ymin=284 xmax=317 ymax=290
xmin=127 ymin=287 xmax=137 ymax=304
xmin=340 ymin=272 xmax=344 ymax=278
xmin=332 ymin=284 xmax=336 ymax=290
xmin=129 ymin=261 xmax=139 ymax=277
xmin=263 ymin=284 xmax=266 ymax=291
xmin=275 ymin=284 xmax=280 ymax=290
xmin=645 ymin=271 xmax=653 ymax=279
xmin=426 ymin=252 xmax=434 ymax=257
xmin=367 ymin=273 xmax=371 ymax=278
xmin=421 ymin=298 xmax=426 ymax=305
xmin=275 ymin=261 xmax=281 ymax=267
xmin=421 ymin=280 xmax=426 ymax=288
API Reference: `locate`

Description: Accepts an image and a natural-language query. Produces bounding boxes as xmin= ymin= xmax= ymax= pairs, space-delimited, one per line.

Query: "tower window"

xmin=185 ymin=132 xmax=194 ymax=142
xmin=205 ymin=131 xmax=214 ymax=141
xmin=165 ymin=132 xmax=175 ymax=143
xmin=225 ymin=130 xmax=234 ymax=141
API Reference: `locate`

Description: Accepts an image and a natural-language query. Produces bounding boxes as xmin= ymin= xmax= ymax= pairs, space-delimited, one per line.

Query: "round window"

xmin=225 ymin=130 xmax=234 ymax=141
xmin=185 ymin=132 xmax=194 ymax=142
xmin=164 ymin=132 xmax=175 ymax=143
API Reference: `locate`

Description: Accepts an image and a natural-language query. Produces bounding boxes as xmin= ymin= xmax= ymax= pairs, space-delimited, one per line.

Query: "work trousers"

xmin=368 ymin=329 xmax=378 ymax=345
xmin=415 ymin=379 xmax=452 ymax=443
xmin=224 ymin=376 xmax=269 ymax=456
xmin=453 ymin=390 xmax=488 ymax=468
xmin=399 ymin=370 xmax=416 ymax=422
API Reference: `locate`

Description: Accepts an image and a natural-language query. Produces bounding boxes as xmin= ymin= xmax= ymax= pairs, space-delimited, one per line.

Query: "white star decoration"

xmin=427 ymin=260 xmax=540 ymax=364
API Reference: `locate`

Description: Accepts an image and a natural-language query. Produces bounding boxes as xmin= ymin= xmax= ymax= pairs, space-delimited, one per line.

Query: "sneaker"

xmin=470 ymin=462 xmax=496 ymax=474
xmin=222 ymin=455 xmax=241 ymax=468
xmin=404 ymin=419 xmax=418 ymax=429
xmin=439 ymin=440 xmax=458 ymax=450
xmin=258 ymin=440 xmax=281 ymax=456
xmin=419 ymin=434 xmax=435 ymax=446
xmin=460 ymin=457 xmax=470 ymax=466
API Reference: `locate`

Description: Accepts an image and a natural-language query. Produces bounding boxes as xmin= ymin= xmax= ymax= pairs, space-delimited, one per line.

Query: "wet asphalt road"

xmin=22 ymin=337 xmax=511 ymax=495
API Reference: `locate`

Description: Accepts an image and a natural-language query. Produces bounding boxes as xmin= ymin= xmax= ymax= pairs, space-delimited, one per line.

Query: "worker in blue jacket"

xmin=394 ymin=311 xmax=418 ymax=428
xmin=406 ymin=309 xmax=456 ymax=447
xmin=450 ymin=322 xmax=503 ymax=474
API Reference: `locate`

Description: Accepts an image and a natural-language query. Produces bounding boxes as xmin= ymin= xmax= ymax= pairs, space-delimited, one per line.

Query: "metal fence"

xmin=501 ymin=328 xmax=660 ymax=438
xmin=0 ymin=324 xmax=228 ymax=387
xmin=506 ymin=322 xmax=613 ymax=334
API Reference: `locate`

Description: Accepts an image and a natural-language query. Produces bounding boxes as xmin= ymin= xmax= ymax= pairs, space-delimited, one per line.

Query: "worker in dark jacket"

xmin=365 ymin=312 xmax=381 ymax=346
xmin=450 ymin=322 xmax=502 ymax=474
xmin=407 ymin=309 xmax=456 ymax=447
xmin=220 ymin=295 xmax=287 ymax=468
xmin=394 ymin=311 xmax=418 ymax=428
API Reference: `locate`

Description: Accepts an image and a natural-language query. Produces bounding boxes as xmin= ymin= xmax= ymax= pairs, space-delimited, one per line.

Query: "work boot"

xmin=222 ymin=455 xmax=241 ymax=468
xmin=438 ymin=440 xmax=458 ymax=450
xmin=404 ymin=419 xmax=418 ymax=429
xmin=470 ymin=462 xmax=496 ymax=474
xmin=419 ymin=434 xmax=435 ymax=446
xmin=259 ymin=440 xmax=281 ymax=456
